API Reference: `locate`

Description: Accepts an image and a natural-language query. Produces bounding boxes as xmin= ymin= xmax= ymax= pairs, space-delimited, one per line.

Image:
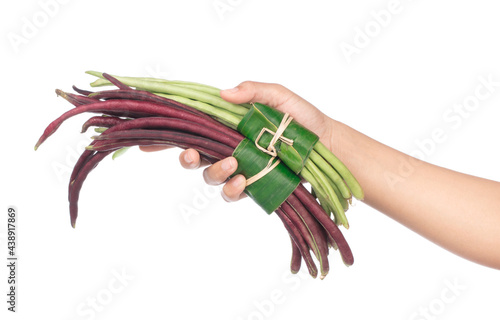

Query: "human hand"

xmin=141 ymin=81 xmax=335 ymax=202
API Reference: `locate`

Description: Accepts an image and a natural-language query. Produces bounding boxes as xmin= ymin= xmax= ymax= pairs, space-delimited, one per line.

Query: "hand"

xmin=143 ymin=82 xmax=500 ymax=269
xmin=141 ymin=81 xmax=335 ymax=202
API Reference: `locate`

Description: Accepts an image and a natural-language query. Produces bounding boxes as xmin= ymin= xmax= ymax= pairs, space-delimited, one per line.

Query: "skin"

xmin=141 ymin=81 xmax=500 ymax=270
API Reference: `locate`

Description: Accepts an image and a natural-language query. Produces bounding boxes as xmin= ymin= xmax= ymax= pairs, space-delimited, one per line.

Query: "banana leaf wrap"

xmin=232 ymin=138 xmax=301 ymax=214
xmin=237 ymin=103 xmax=319 ymax=174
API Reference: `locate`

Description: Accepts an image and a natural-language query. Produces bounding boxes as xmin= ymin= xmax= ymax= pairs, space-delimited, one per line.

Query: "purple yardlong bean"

xmin=284 ymin=198 xmax=330 ymax=278
xmin=94 ymin=125 xmax=240 ymax=149
xmin=81 ymin=116 xmax=129 ymax=133
xmin=276 ymin=208 xmax=318 ymax=278
xmin=41 ymin=82 xmax=356 ymax=278
xmin=72 ymin=85 xmax=94 ymax=96
xmin=290 ymin=237 xmax=302 ymax=274
xmin=90 ymin=88 xmax=213 ymax=121
xmin=35 ymin=99 xmax=243 ymax=150
xmin=294 ymin=185 xmax=354 ymax=266
xmin=69 ymin=151 xmax=112 ymax=227
xmin=102 ymin=73 xmax=132 ymax=90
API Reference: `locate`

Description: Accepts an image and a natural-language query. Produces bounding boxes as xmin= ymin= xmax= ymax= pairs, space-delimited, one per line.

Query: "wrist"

xmin=324 ymin=118 xmax=344 ymax=155
xmin=324 ymin=118 xmax=355 ymax=172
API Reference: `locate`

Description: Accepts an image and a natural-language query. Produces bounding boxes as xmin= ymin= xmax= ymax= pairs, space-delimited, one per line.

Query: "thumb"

xmin=220 ymin=81 xmax=297 ymax=110
xmin=220 ymin=81 xmax=330 ymax=142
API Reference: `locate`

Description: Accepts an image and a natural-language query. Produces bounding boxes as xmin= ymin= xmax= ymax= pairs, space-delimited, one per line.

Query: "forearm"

xmin=329 ymin=119 xmax=500 ymax=269
xmin=191 ymin=80 xmax=499 ymax=268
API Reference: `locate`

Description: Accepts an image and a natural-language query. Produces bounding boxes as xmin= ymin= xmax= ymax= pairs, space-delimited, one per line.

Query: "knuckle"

xmin=238 ymin=80 xmax=254 ymax=88
xmin=270 ymin=82 xmax=283 ymax=90
xmin=270 ymin=83 xmax=290 ymax=95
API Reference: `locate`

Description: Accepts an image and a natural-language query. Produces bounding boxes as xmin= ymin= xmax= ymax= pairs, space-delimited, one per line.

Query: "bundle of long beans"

xmin=85 ymin=72 xmax=364 ymax=229
xmin=35 ymin=73 xmax=359 ymax=279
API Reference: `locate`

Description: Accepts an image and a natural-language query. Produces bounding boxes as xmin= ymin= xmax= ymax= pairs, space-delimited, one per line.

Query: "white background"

xmin=1 ymin=0 xmax=500 ymax=319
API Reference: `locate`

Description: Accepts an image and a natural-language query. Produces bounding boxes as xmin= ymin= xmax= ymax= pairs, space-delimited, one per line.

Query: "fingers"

xmin=221 ymin=175 xmax=247 ymax=202
xmin=179 ymin=149 xmax=209 ymax=169
xmin=220 ymin=81 xmax=296 ymax=109
xmin=203 ymin=157 xmax=246 ymax=202
xmin=203 ymin=157 xmax=238 ymax=185
xmin=221 ymin=80 xmax=331 ymax=141
xmin=141 ymin=145 xmax=247 ymax=202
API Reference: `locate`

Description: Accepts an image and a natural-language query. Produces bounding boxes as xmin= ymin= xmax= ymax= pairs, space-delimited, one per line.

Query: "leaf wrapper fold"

xmin=232 ymin=139 xmax=301 ymax=214
xmin=237 ymin=103 xmax=319 ymax=174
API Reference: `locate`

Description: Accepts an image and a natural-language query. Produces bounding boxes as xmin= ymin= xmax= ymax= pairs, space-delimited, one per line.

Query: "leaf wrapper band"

xmin=237 ymin=103 xmax=319 ymax=174
xmin=232 ymin=139 xmax=301 ymax=214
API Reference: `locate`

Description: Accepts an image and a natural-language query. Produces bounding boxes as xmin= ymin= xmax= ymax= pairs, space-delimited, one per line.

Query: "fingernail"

xmin=221 ymin=157 xmax=236 ymax=171
xmin=223 ymin=87 xmax=239 ymax=94
xmin=231 ymin=175 xmax=246 ymax=188
xmin=184 ymin=151 xmax=192 ymax=164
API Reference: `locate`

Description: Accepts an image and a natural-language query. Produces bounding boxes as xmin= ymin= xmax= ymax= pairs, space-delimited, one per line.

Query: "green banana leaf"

xmin=237 ymin=103 xmax=318 ymax=174
xmin=232 ymin=139 xmax=301 ymax=214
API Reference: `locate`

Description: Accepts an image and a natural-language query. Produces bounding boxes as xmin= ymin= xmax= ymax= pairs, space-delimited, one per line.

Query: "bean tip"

xmin=342 ymin=255 xmax=354 ymax=267
xmin=352 ymin=187 xmax=364 ymax=201
xmin=85 ymin=70 xmax=103 ymax=78
xmin=34 ymin=139 xmax=43 ymax=151
xmin=55 ymin=89 xmax=67 ymax=98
